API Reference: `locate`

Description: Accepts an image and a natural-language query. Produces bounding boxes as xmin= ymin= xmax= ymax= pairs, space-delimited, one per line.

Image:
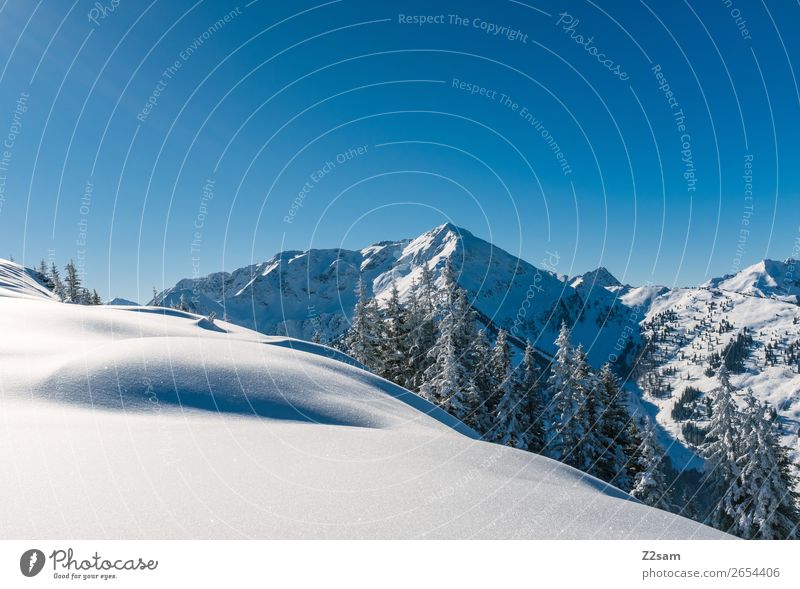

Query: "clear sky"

xmin=0 ymin=0 xmax=798 ymax=301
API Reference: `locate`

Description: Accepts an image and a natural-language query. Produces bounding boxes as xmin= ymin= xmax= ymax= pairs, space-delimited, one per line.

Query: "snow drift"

xmin=0 ymin=259 xmax=724 ymax=539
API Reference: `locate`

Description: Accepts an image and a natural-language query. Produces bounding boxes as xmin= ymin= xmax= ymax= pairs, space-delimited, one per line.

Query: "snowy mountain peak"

xmin=429 ymin=222 xmax=472 ymax=238
xmin=398 ymin=223 xmax=470 ymax=267
xmin=570 ymin=266 xmax=623 ymax=290
xmin=704 ymin=258 xmax=800 ymax=303
xmin=152 ymin=226 xmax=647 ymax=365
xmin=105 ymin=297 xmax=140 ymax=306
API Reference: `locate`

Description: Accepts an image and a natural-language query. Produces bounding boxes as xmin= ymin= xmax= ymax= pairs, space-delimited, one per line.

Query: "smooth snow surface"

xmin=0 ymin=260 xmax=724 ymax=539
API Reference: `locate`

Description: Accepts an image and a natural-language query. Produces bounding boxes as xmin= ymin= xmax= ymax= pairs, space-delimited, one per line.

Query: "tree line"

xmin=339 ymin=261 xmax=799 ymax=539
xmin=34 ymin=259 xmax=102 ymax=305
xmin=341 ymin=263 xmax=655 ymax=501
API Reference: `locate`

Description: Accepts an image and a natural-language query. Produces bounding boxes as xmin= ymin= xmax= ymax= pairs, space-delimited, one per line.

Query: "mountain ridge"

xmin=151 ymin=225 xmax=800 ymax=473
xmin=153 ymin=224 xmax=642 ymax=366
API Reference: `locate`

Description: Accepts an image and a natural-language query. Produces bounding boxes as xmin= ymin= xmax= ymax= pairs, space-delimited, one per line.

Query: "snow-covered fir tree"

xmin=490 ymin=330 xmax=529 ymax=449
xmin=518 ymin=341 xmax=544 ymax=452
xmin=405 ymin=268 xmax=437 ymax=392
xmin=468 ymin=328 xmax=494 ymax=433
xmin=543 ymin=324 xmax=588 ymax=468
xmin=380 ymin=282 xmax=411 ymax=385
xmin=596 ymin=363 xmax=634 ymax=490
xmin=488 ymin=329 xmax=512 ymax=416
xmin=624 ymin=420 xmax=645 ymax=486
xmin=36 ymin=259 xmax=54 ymax=291
xmin=734 ymin=390 xmax=800 ymax=539
xmin=631 ymin=420 xmax=672 ymax=511
xmin=421 ymin=262 xmax=480 ymax=425
xmin=702 ymin=366 xmax=745 ymax=532
xmin=49 ymin=262 xmax=65 ymax=301
xmin=63 ymin=260 xmax=81 ymax=303
xmin=346 ymin=276 xmax=383 ymax=371
xmin=571 ymin=344 xmax=604 ymax=473
xmin=175 ymin=292 xmax=191 ymax=311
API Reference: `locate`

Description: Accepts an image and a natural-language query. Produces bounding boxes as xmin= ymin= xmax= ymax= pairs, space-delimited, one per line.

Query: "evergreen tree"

xmin=734 ymin=390 xmax=800 ymax=539
xmin=90 ymin=289 xmax=102 ymax=305
xmin=488 ymin=329 xmax=512 ymax=415
xmin=624 ymin=419 xmax=646 ymax=485
xmin=345 ymin=277 xmax=382 ymax=372
xmin=631 ymin=420 xmax=672 ymax=511
xmin=542 ymin=323 xmax=587 ymax=467
xmin=381 ymin=282 xmax=411 ymax=385
xmin=702 ymin=367 xmax=745 ymax=532
xmin=177 ymin=293 xmax=191 ymax=311
xmin=63 ymin=260 xmax=81 ymax=303
xmin=405 ymin=270 xmax=437 ymax=391
xmin=569 ymin=344 xmax=597 ymax=472
xmin=421 ymin=262 xmax=480 ymax=425
xmin=49 ymin=262 xmax=65 ymax=301
xmin=597 ymin=363 xmax=634 ymax=490
xmin=490 ymin=330 xmax=529 ymax=448
xmin=518 ymin=341 xmax=545 ymax=452
xmin=36 ymin=259 xmax=54 ymax=291
xmin=421 ymin=290 xmax=477 ymax=420
xmin=469 ymin=328 xmax=494 ymax=430
xmin=416 ymin=263 xmax=436 ymax=317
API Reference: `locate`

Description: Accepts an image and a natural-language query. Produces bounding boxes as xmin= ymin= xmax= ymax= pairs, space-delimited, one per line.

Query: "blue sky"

xmin=0 ymin=0 xmax=798 ymax=301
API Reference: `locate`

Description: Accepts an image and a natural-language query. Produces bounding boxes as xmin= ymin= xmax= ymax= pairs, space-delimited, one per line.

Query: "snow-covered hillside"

xmin=0 ymin=259 xmax=723 ymax=539
xmin=153 ymin=228 xmax=800 ymax=478
xmin=0 ymin=259 xmax=59 ymax=301
xmin=703 ymin=258 xmax=800 ymax=304
xmin=634 ymin=284 xmax=800 ymax=469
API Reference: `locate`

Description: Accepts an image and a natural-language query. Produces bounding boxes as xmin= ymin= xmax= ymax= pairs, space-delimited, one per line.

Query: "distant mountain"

xmin=155 ymin=226 xmax=800 ymax=472
xmin=703 ymin=258 xmax=800 ymax=303
xmin=154 ymin=224 xmax=647 ymax=368
xmin=570 ymin=266 xmax=624 ymax=291
xmin=105 ymin=297 xmax=140 ymax=306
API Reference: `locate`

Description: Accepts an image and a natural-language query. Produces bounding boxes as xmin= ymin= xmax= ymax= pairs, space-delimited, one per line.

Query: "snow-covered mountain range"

xmin=155 ymin=224 xmax=800 ymax=470
xmin=155 ymin=224 xmax=656 ymax=368
xmin=0 ymin=258 xmax=724 ymax=539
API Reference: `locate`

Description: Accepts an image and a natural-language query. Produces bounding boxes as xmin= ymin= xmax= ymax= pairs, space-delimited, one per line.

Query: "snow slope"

xmin=703 ymin=258 xmax=800 ymax=304
xmin=152 ymin=228 xmax=800 ymax=478
xmin=0 ymin=259 xmax=58 ymax=301
xmin=0 ymin=259 xmax=723 ymax=539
